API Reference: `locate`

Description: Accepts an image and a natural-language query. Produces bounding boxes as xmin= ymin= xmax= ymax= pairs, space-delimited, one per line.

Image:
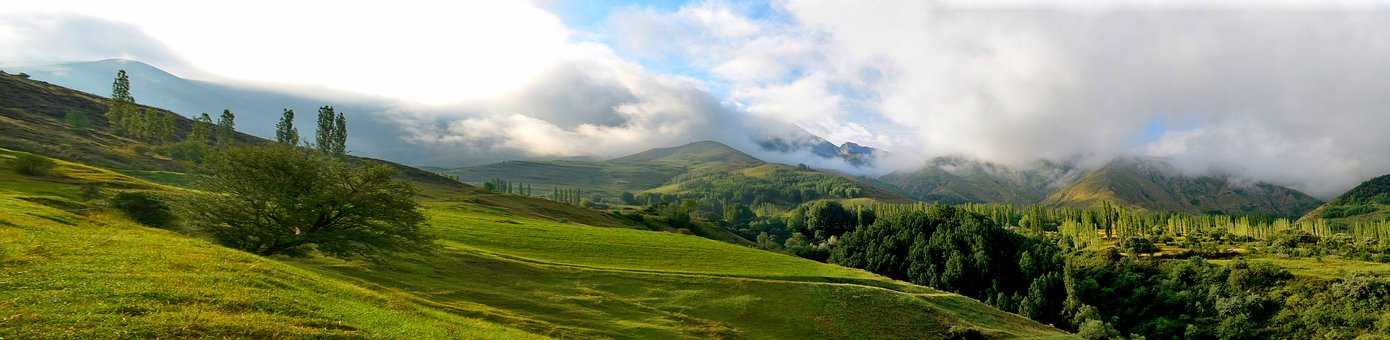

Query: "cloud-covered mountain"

xmin=1042 ymin=157 xmax=1323 ymax=218
xmin=879 ymin=157 xmax=1080 ymax=205
xmin=756 ymin=132 xmax=876 ymax=167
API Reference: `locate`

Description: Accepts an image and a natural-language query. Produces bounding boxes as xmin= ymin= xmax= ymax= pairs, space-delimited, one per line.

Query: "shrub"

xmin=11 ymin=153 xmax=56 ymax=176
xmin=945 ymin=326 xmax=986 ymax=340
xmin=163 ymin=141 xmax=210 ymax=163
xmin=111 ymin=191 xmax=175 ymax=228
xmin=80 ymin=184 xmax=103 ymax=201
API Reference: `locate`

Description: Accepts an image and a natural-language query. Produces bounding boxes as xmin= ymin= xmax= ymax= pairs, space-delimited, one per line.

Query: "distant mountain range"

xmin=756 ymin=133 xmax=876 ymax=166
xmin=445 ymin=140 xmax=907 ymax=206
xmin=882 ymin=156 xmax=1322 ymax=217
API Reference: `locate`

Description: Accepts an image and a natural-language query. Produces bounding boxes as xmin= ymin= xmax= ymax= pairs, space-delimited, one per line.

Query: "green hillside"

xmin=0 ymin=149 xmax=1065 ymax=338
xmin=610 ymin=140 xmax=763 ymax=169
xmin=1043 ymin=157 xmax=1322 ymax=217
xmin=1300 ymin=173 xmax=1390 ymax=225
xmin=445 ymin=141 xmax=900 ymax=209
xmin=649 ymin=163 xmax=911 ymax=207
xmin=880 ymin=157 xmax=1076 ymax=204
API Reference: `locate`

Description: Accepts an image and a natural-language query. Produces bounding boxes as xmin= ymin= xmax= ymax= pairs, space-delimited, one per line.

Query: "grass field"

xmin=0 ymin=150 xmax=1068 ymax=339
xmin=1212 ymin=256 xmax=1390 ymax=279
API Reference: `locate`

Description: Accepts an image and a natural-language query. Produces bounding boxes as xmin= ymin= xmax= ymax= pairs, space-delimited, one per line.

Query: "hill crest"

xmin=609 ymin=140 xmax=762 ymax=169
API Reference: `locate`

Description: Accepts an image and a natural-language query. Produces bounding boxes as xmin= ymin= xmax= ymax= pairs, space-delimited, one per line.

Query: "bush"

xmin=11 ymin=153 xmax=56 ymax=176
xmin=945 ymin=326 xmax=986 ymax=340
xmin=162 ymin=141 xmax=211 ymax=163
xmin=80 ymin=184 xmax=103 ymax=201
xmin=111 ymin=191 xmax=175 ymax=228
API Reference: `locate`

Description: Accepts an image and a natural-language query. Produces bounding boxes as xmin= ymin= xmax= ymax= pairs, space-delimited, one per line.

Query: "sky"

xmin=3 ymin=1 xmax=1390 ymax=198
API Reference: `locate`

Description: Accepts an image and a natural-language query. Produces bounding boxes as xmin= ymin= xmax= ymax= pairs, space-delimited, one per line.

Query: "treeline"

xmin=483 ymin=178 xmax=532 ymax=196
xmin=819 ymin=203 xmax=1390 ymax=338
xmin=102 ymin=70 xmax=176 ymax=143
xmin=94 ymin=69 xmax=351 ymax=164
xmin=942 ymin=201 xmax=1389 ymax=246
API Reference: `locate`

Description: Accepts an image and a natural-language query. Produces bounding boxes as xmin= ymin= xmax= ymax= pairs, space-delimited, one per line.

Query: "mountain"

xmin=879 ymin=157 xmax=1080 ymax=204
xmin=1300 ymin=173 xmax=1390 ymax=224
xmin=1043 ymin=157 xmax=1323 ymax=217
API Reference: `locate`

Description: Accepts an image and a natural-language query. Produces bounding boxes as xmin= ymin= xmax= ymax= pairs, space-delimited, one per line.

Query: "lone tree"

xmin=106 ymin=70 xmax=136 ymax=135
xmin=1121 ymin=237 xmax=1161 ymax=257
xmin=189 ymin=145 xmax=431 ymax=257
xmin=275 ymin=108 xmax=299 ymax=145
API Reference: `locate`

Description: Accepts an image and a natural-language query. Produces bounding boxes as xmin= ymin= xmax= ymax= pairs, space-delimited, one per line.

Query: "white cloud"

xmin=1 ymin=1 xmax=574 ymax=105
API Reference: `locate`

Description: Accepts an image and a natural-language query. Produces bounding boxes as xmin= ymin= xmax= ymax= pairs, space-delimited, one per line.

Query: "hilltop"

xmin=1042 ymin=157 xmax=1322 ymax=217
xmin=610 ymin=140 xmax=763 ymax=169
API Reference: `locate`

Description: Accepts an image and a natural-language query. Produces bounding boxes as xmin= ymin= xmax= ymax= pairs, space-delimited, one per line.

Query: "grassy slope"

xmin=1044 ymin=158 xmax=1322 ymax=218
xmin=0 ymin=151 xmax=542 ymax=338
xmin=0 ymin=150 xmax=1066 ymax=339
xmin=609 ymin=140 xmax=763 ymax=170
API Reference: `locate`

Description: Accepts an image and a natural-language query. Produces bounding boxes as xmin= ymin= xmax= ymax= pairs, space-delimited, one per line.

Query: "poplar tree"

xmin=190 ymin=113 xmax=214 ymax=144
xmin=106 ymin=70 xmax=135 ymax=134
xmin=332 ymin=111 xmax=347 ymax=155
xmin=316 ymin=106 xmax=338 ymax=154
xmin=276 ymin=109 xmax=299 ymax=145
xmin=217 ymin=109 xmax=236 ymax=145
xmin=154 ymin=111 xmax=175 ymax=143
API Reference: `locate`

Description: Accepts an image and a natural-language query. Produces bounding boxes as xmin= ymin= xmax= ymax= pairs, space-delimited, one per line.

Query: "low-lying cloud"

xmin=611 ymin=2 xmax=1390 ymax=198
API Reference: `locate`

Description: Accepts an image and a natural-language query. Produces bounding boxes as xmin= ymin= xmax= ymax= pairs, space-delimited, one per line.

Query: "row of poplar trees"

xmin=105 ymin=69 xmax=348 ymax=156
xmin=106 ymin=70 xmax=177 ymax=143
